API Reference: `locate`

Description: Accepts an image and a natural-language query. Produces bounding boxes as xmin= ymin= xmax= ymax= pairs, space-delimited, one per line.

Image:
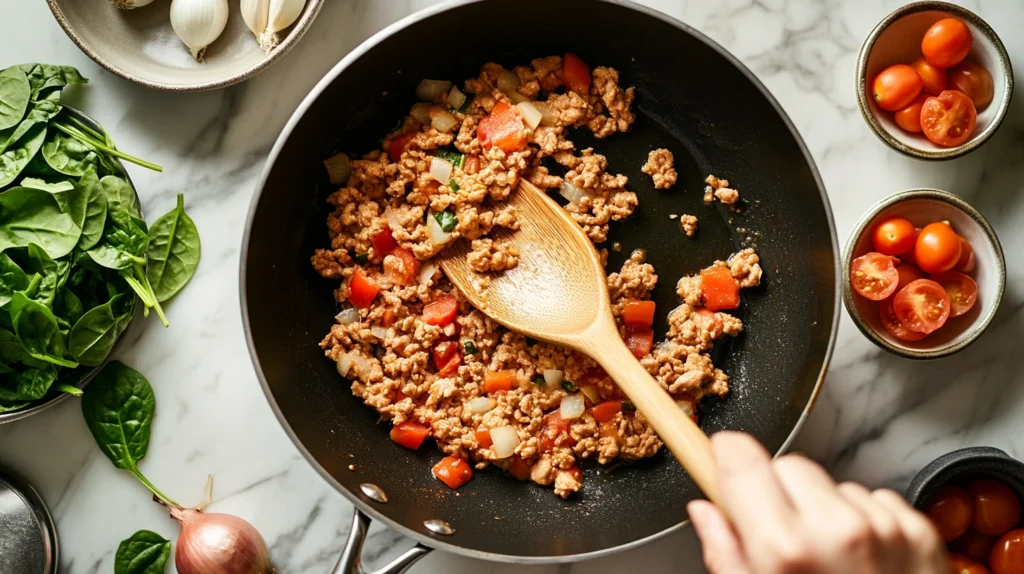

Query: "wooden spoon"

xmin=439 ymin=179 xmax=721 ymax=504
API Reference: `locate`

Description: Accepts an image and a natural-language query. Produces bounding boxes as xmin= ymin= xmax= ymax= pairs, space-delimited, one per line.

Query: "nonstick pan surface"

xmin=242 ymin=0 xmax=839 ymax=564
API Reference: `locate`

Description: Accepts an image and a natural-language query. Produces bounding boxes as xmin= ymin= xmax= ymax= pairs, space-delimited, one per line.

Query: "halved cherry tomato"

xmin=484 ymin=370 xmax=516 ymax=393
xmin=873 ymin=216 xmax=918 ymax=255
xmin=438 ymin=352 xmax=461 ymax=377
xmin=422 ymin=293 xmax=458 ymax=325
xmin=872 ymin=64 xmax=923 ymax=111
xmin=477 ymin=101 xmax=527 ymax=153
xmin=949 ymin=553 xmax=991 ymax=574
xmin=894 ymin=279 xmax=951 ymax=334
xmin=921 ymin=90 xmax=977 ymax=147
xmin=916 ymin=222 xmax=963 ymax=274
xmin=539 ymin=410 xmax=575 ymax=452
xmin=896 ymin=264 xmax=925 ymax=291
xmin=911 ymin=58 xmax=948 ymax=96
xmin=932 ymin=271 xmax=979 ymax=317
xmin=591 ymin=401 xmax=622 ymax=423
xmin=700 ymin=266 xmax=740 ymax=310
xmin=475 ymin=428 xmax=493 ymax=448
xmin=991 ymin=529 xmax=1024 ymax=574
xmin=926 ymin=485 xmax=974 ymax=542
xmin=349 ymin=270 xmax=380 ymax=309
xmin=922 ymin=18 xmax=972 ymax=69
xmin=432 ymin=341 xmax=458 ymax=370
xmin=390 ymin=421 xmax=430 ymax=450
xmin=956 ymin=236 xmax=976 ymax=272
xmin=433 ymin=455 xmax=473 ymax=489
xmin=622 ymin=300 xmax=656 ymax=327
xmin=968 ymin=479 xmax=1022 ymax=537
xmin=560 ymin=53 xmax=591 ymax=96
xmin=950 ymin=62 xmax=995 ymax=111
xmin=387 ymin=131 xmax=416 ymax=162
xmin=880 ymin=298 xmax=927 ymax=342
xmin=895 ymin=95 xmax=928 ymax=133
xmin=506 ymin=455 xmax=532 ymax=481
xmin=624 ymin=326 xmax=654 ymax=358
xmin=385 ymin=247 xmax=419 ymax=286
xmin=371 ymin=229 xmax=398 ymax=257
xmin=953 ymin=530 xmax=998 ymax=565
xmin=850 ymin=252 xmax=899 ymax=301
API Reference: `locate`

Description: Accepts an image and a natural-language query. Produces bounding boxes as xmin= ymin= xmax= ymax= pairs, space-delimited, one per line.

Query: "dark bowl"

xmin=906 ymin=447 xmax=1024 ymax=513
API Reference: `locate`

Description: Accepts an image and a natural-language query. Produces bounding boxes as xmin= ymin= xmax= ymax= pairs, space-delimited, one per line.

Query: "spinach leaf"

xmin=114 ymin=530 xmax=170 ymax=574
xmin=71 ymin=169 xmax=107 ymax=250
xmin=15 ymin=364 xmax=57 ymax=401
xmin=0 ymin=99 xmax=62 ymax=155
xmin=21 ymin=177 xmax=74 ymax=194
xmin=0 ymin=400 xmax=29 ymax=413
xmin=16 ymin=64 xmax=86 ymax=102
xmin=0 ymin=328 xmax=24 ymax=363
xmin=0 ymin=253 xmax=29 ymax=307
xmin=80 ymin=360 xmax=155 ymax=470
xmin=88 ymin=208 xmax=148 ymax=270
xmin=0 ymin=121 xmax=45 ymax=188
xmin=69 ymin=293 xmax=128 ymax=366
xmin=0 ymin=186 xmax=81 ymax=258
xmin=18 ymin=244 xmax=59 ymax=307
xmin=146 ymin=194 xmax=200 ymax=302
xmin=41 ymin=127 xmax=101 ymax=177
xmin=8 ymin=292 xmax=76 ymax=368
xmin=100 ymin=176 xmax=141 ymax=219
xmin=0 ymin=67 xmax=30 ymax=131
xmin=55 ymin=287 xmax=83 ymax=324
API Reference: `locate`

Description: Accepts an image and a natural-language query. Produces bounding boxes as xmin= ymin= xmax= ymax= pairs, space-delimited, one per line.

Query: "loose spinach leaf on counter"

xmin=146 ymin=194 xmax=201 ymax=302
xmin=81 ymin=360 xmax=155 ymax=469
xmin=69 ymin=293 xmax=129 ymax=367
xmin=114 ymin=530 xmax=170 ymax=574
xmin=0 ymin=185 xmax=81 ymax=258
xmin=0 ymin=67 xmax=30 ymax=131
xmin=8 ymin=292 xmax=76 ymax=368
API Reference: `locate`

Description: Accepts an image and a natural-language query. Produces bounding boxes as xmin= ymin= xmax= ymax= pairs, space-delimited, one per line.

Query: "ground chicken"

xmin=467 ymin=238 xmax=520 ymax=273
xmin=642 ymin=148 xmax=678 ymax=190
xmin=704 ymin=173 xmax=740 ymax=205
xmin=680 ymin=214 xmax=698 ymax=237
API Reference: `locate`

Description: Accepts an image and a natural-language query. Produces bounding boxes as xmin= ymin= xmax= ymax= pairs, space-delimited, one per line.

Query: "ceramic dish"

xmin=856 ymin=1 xmax=1013 ymax=160
xmin=46 ymin=0 xmax=324 ymax=92
xmin=843 ymin=189 xmax=1004 ymax=360
xmin=907 ymin=446 xmax=1024 ymax=518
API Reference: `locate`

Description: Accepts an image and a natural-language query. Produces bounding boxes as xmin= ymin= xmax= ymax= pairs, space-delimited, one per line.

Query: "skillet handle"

xmin=332 ymin=508 xmax=432 ymax=574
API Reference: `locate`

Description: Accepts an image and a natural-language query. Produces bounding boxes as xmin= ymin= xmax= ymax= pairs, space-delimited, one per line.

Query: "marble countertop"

xmin=2 ymin=0 xmax=1023 ymax=572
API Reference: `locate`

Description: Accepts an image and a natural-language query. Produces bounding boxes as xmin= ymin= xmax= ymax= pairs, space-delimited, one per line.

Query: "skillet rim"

xmin=239 ymin=0 xmax=841 ymax=563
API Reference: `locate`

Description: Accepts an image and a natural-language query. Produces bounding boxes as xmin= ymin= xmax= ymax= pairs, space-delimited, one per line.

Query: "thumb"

xmin=688 ymin=500 xmax=752 ymax=574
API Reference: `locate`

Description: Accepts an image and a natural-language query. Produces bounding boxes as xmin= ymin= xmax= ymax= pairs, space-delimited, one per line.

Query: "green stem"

xmin=52 ymin=122 xmax=163 ymax=173
xmin=131 ymin=467 xmax=179 ymax=508
xmin=29 ymin=352 xmax=78 ymax=369
xmin=65 ymin=116 xmax=109 ymax=147
xmin=137 ymin=264 xmax=168 ymax=327
xmin=55 ymin=383 xmax=83 ymax=396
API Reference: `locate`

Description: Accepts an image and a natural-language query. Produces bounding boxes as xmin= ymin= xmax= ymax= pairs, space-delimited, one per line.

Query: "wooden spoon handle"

xmin=583 ymin=329 xmax=722 ymax=506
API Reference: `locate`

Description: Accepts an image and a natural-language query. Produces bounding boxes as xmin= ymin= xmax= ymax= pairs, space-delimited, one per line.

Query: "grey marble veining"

xmin=1 ymin=0 xmax=1023 ymax=572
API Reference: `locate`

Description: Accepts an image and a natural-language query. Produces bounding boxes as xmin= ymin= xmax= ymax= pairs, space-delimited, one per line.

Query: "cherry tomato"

xmin=911 ymin=58 xmax=948 ymax=96
xmin=880 ymin=298 xmax=927 ymax=342
xmin=991 ymin=529 xmax=1024 ymax=574
xmin=560 ymin=53 xmax=592 ymax=96
xmin=873 ymin=216 xmax=918 ymax=255
xmin=872 ymin=64 xmax=924 ymax=111
xmin=956 ymin=237 xmax=976 ymax=272
xmin=968 ymin=479 xmax=1022 ymax=537
xmin=422 ymin=293 xmax=458 ymax=326
xmin=850 ymin=252 xmax=899 ymax=300
xmin=622 ymin=300 xmax=656 ymax=327
xmin=949 ymin=553 xmax=991 ymax=574
xmin=922 ymin=90 xmax=978 ymax=147
xmin=896 ymin=264 xmax=925 ymax=291
xmin=894 ymin=279 xmax=951 ymax=334
xmin=922 ymin=18 xmax=973 ymax=69
xmin=349 ymin=270 xmax=380 ymax=309
xmin=432 ymin=455 xmax=473 ymax=489
xmin=387 ymin=131 xmax=416 ymax=162
xmin=950 ymin=62 xmax=995 ymax=111
xmin=926 ymin=485 xmax=974 ymax=542
xmin=895 ymin=95 xmax=928 ymax=133
xmin=916 ymin=222 xmax=963 ymax=274
xmin=390 ymin=421 xmax=430 ymax=450
xmin=932 ymin=271 xmax=979 ymax=317
xmin=953 ymin=530 xmax=998 ymax=565
xmin=384 ymin=247 xmax=419 ymax=286
xmin=700 ymin=266 xmax=740 ymax=311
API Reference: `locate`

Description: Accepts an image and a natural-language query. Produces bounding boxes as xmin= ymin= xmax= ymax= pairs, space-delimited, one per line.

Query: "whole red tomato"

xmin=991 ymin=529 xmax=1024 ymax=574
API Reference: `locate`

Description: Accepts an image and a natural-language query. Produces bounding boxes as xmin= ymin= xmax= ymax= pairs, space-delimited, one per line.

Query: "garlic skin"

xmin=111 ymin=0 xmax=158 ymax=7
xmin=258 ymin=0 xmax=306 ymax=51
xmin=169 ymin=0 xmax=229 ymax=62
xmin=240 ymin=0 xmax=270 ymax=38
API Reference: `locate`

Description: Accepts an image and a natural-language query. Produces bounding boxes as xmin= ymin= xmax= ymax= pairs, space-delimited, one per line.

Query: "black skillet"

xmin=241 ymin=0 xmax=840 ymax=570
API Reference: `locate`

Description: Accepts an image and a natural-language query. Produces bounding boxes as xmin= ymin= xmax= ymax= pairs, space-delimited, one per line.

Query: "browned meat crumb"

xmin=641 ymin=149 xmax=678 ymax=189
xmin=704 ymin=173 xmax=740 ymax=205
xmin=680 ymin=214 xmax=698 ymax=237
xmin=467 ymin=238 xmax=520 ymax=273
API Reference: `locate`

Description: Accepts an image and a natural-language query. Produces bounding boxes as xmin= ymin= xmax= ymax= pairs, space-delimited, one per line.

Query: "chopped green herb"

xmin=458 ymin=94 xmax=475 ymax=114
xmin=463 ymin=340 xmax=478 ymax=355
xmin=561 ymin=380 xmax=576 ymax=392
xmin=448 ymin=179 xmax=460 ymax=192
xmin=436 ymin=147 xmax=465 ymax=169
xmin=622 ymin=401 xmax=636 ymax=412
xmin=531 ymin=376 xmax=546 ymax=387
xmin=354 ymin=253 xmax=369 ymax=264
xmin=433 ymin=211 xmax=457 ymax=233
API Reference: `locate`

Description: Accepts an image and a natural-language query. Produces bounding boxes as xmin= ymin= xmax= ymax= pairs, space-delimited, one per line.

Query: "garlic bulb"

xmin=111 ymin=0 xmax=158 ymax=8
xmin=240 ymin=0 xmax=306 ymax=51
xmin=170 ymin=0 xmax=229 ymax=62
xmin=240 ymin=0 xmax=269 ymax=38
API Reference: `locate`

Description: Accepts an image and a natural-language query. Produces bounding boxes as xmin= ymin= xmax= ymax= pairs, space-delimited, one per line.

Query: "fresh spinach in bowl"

xmin=0 ymin=63 xmax=202 ymax=415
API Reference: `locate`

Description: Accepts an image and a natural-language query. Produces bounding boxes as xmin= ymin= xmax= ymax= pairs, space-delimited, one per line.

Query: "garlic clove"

xmin=257 ymin=0 xmax=306 ymax=51
xmin=111 ymin=0 xmax=158 ymax=8
xmin=240 ymin=0 xmax=270 ymax=38
xmin=169 ymin=0 xmax=230 ymax=62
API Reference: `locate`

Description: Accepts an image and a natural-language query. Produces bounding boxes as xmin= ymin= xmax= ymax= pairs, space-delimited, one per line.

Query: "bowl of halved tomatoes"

xmin=857 ymin=1 xmax=1012 ymax=160
xmin=843 ymin=189 xmax=1004 ymax=359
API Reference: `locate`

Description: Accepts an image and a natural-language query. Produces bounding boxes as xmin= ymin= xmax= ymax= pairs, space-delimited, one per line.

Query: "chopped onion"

xmin=335 ymin=308 xmax=359 ymax=325
xmin=497 ymin=69 xmax=520 ymax=93
xmin=371 ymin=326 xmax=388 ymax=340
xmin=580 ymin=384 xmax=600 ymax=404
xmin=416 ymin=79 xmax=452 ymax=102
xmin=448 ymin=86 xmax=467 ymax=111
xmin=335 ymin=354 xmax=352 ymax=377
xmin=534 ymin=102 xmax=557 ymax=127
xmin=419 ymin=262 xmax=437 ymax=286
xmin=429 ymin=156 xmax=453 ymax=183
xmin=430 ymin=108 xmax=458 ymax=133
xmin=505 ymin=91 xmax=529 ymax=105
xmin=515 ymin=102 xmax=542 ymax=130
xmin=560 ymin=394 xmax=585 ymax=419
xmin=410 ymin=103 xmax=432 ymax=125
xmin=386 ymin=209 xmax=404 ymax=231
xmin=559 ymin=181 xmax=590 ymax=205
xmin=467 ymin=397 xmax=496 ymax=415
xmin=489 ymin=426 xmax=520 ymax=459
xmin=543 ymin=369 xmax=562 ymax=390
xmin=677 ymin=399 xmax=697 ymax=421
xmin=349 ymin=354 xmax=370 ymax=379
xmin=323 ymin=153 xmax=351 ymax=185
xmin=426 ymin=213 xmax=453 ymax=245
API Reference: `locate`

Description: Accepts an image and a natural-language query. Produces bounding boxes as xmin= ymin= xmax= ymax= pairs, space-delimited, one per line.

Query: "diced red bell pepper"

xmin=432 ymin=341 xmax=458 ymax=370
xmin=390 ymin=421 xmax=430 ymax=450
xmin=506 ymin=455 xmax=532 ymax=481
xmin=422 ymin=293 xmax=458 ymax=326
xmin=484 ymin=370 xmax=516 ymax=393
xmin=387 ymin=131 xmax=416 ymax=162
xmin=382 ymin=308 xmax=396 ymax=328
xmin=475 ymin=428 xmax=493 ymax=448
xmin=349 ymin=270 xmax=379 ymax=309
xmin=385 ymin=247 xmax=419 ymax=286
xmin=622 ymin=300 xmax=656 ymax=327
xmin=539 ymin=410 xmax=576 ymax=452
xmin=591 ymin=401 xmax=622 ymax=423
xmin=599 ymin=421 xmax=618 ymax=439
xmin=433 ymin=455 xmax=473 ymax=489
xmin=391 ymin=386 xmax=408 ymax=403
xmin=477 ymin=101 xmax=527 ymax=153
xmin=438 ymin=353 xmax=462 ymax=377
xmin=624 ymin=326 xmax=654 ymax=358
xmin=560 ymin=53 xmax=591 ymax=96
xmin=700 ymin=266 xmax=740 ymax=311
xmin=371 ymin=229 xmax=398 ymax=257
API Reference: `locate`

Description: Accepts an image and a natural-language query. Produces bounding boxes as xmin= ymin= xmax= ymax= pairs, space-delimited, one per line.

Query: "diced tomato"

xmin=560 ymin=53 xmax=591 ymax=95
xmin=433 ymin=455 xmax=473 ymax=489
xmin=382 ymin=308 xmax=396 ymax=328
xmin=390 ymin=421 xmax=430 ymax=450
xmin=599 ymin=421 xmax=618 ymax=439
xmin=539 ymin=410 xmax=575 ymax=452
xmin=422 ymin=293 xmax=458 ymax=326
xmin=371 ymin=229 xmax=398 ymax=257
xmin=624 ymin=326 xmax=654 ymax=358
xmin=432 ymin=341 xmax=458 ymax=369
xmin=385 ymin=247 xmax=419 ymax=286
xmin=477 ymin=101 xmax=527 ymax=153
xmin=464 ymin=154 xmax=481 ymax=174
xmin=387 ymin=131 xmax=416 ymax=162
xmin=622 ymin=300 xmax=656 ymax=327
xmin=700 ymin=266 xmax=740 ymax=311
xmin=437 ymin=351 xmax=461 ymax=377
xmin=349 ymin=270 xmax=380 ymax=309
xmin=591 ymin=401 xmax=622 ymax=423
xmin=506 ymin=455 xmax=532 ymax=481
xmin=484 ymin=370 xmax=516 ymax=393
xmin=475 ymin=428 xmax=493 ymax=448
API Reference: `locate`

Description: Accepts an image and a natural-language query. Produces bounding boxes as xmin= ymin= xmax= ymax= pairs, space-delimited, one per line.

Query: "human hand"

xmin=687 ymin=432 xmax=949 ymax=574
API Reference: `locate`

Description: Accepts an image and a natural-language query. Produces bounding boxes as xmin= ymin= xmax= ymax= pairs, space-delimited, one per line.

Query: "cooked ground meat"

xmin=311 ymin=56 xmax=761 ymax=499
xmin=680 ymin=214 xmax=698 ymax=237
xmin=704 ymin=173 xmax=740 ymax=205
xmin=642 ymin=148 xmax=678 ymax=190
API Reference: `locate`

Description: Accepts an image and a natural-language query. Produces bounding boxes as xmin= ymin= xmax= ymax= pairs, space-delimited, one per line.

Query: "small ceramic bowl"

xmin=906 ymin=446 xmax=1024 ymax=518
xmin=856 ymin=1 xmax=1013 ymax=160
xmin=842 ymin=189 xmax=1004 ymax=360
xmin=46 ymin=0 xmax=324 ymax=92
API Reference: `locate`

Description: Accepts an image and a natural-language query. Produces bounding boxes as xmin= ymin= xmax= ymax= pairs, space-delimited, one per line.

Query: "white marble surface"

xmin=2 ymin=0 xmax=1023 ymax=572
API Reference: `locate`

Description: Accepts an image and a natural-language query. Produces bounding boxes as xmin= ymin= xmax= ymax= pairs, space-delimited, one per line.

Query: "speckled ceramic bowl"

xmin=842 ymin=189 xmax=1004 ymax=360
xmin=856 ymin=1 xmax=1013 ymax=160
xmin=46 ymin=0 xmax=324 ymax=92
